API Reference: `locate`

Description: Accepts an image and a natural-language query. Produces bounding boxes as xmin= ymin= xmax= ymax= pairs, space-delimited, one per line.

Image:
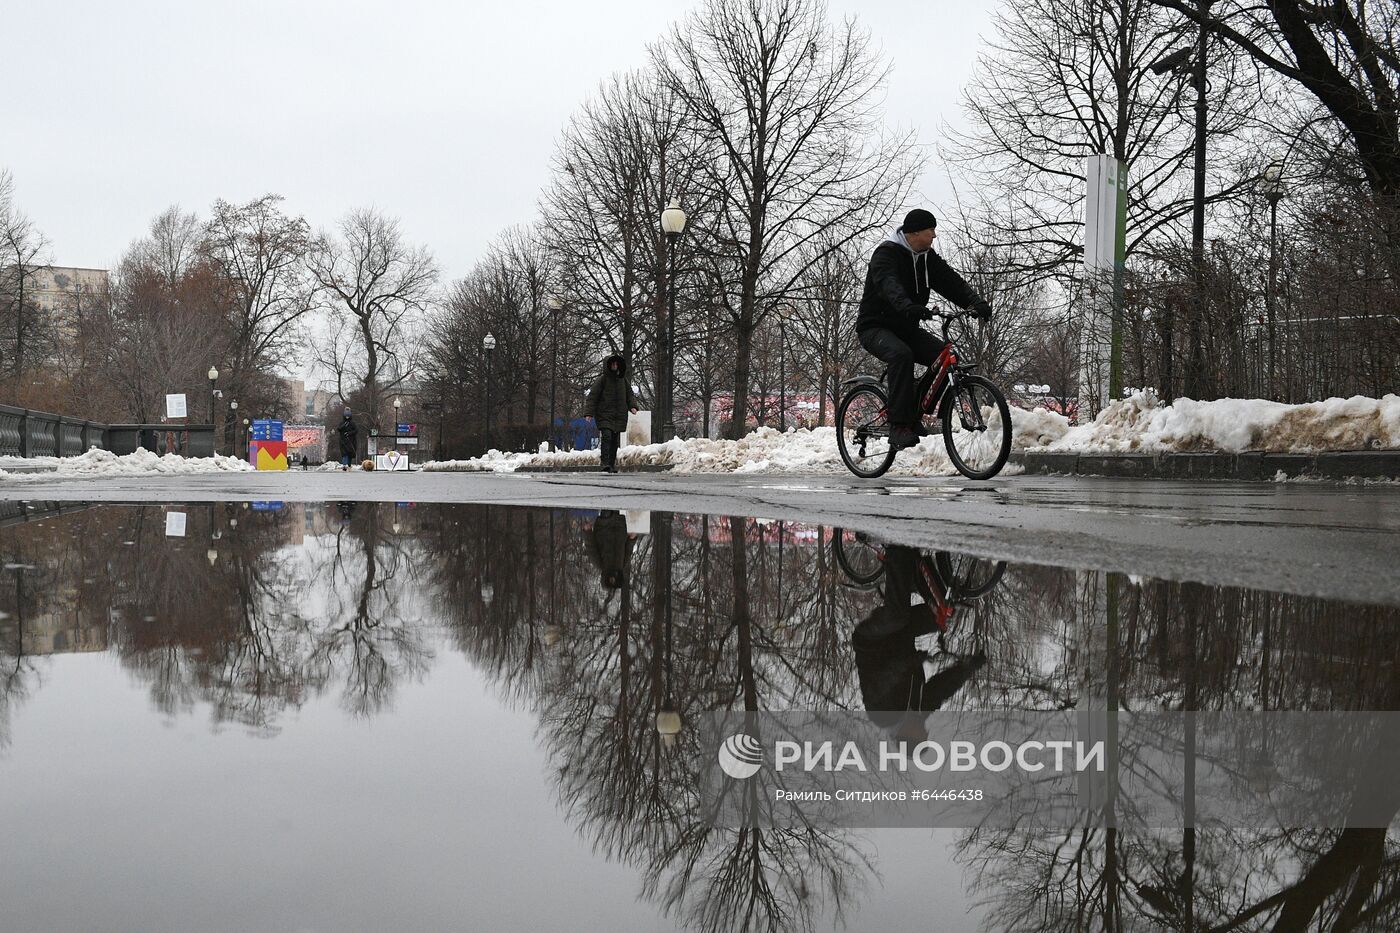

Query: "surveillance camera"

xmin=1149 ymin=47 xmax=1192 ymax=75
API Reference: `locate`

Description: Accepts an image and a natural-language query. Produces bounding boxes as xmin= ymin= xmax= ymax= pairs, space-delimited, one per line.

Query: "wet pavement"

xmin=6 ymin=470 xmax=1400 ymax=605
xmin=2 ymin=501 xmax=1399 ymax=932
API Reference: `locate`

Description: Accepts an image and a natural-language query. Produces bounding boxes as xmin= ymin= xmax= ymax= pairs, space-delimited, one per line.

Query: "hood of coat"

xmin=885 ymin=226 xmax=928 ymax=256
xmin=603 ymin=354 xmax=627 ymax=377
xmin=884 ymin=227 xmax=931 ymax=292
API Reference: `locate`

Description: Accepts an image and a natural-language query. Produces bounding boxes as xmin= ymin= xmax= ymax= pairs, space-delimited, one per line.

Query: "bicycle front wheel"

xmin=940 ymin=374 xmax=1012 ymax=480
xmin=837 ymin=384 xmax=896 ymax=478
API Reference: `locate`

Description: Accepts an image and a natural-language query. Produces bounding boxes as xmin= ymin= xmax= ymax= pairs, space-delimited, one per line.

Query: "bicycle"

xmin=832 ymin=530 xmax=1006 ymax=644
xmin=835 ymin=311 xmax=1013 ymax=479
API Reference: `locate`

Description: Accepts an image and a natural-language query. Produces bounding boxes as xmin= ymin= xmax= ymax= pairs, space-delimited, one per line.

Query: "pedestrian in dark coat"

xmin=337 ymin=410 xmax=358 ymax=471
xmin=587 ymin=355 xmax=639 ymax=473
xmin=857 ymin=209 xmax=993 ymax=451
xmin=590 ymin=510 xmax=633 ymax=589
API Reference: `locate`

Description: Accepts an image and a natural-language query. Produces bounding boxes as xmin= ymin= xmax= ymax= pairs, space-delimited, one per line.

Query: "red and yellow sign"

xmin=250 ymin=440 xmax=289 ymax=471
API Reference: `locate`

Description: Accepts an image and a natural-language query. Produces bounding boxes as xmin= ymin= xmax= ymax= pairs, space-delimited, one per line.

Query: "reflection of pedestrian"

xmin=338 ymin=410 xmax=358 ymax=471
xmin=590 ymin=510 xmax=634 ymax=589
xmin=586 ymin=355 xmax=639 ymax=474
xmin=852 ymin=545 xmax=986 ymax=745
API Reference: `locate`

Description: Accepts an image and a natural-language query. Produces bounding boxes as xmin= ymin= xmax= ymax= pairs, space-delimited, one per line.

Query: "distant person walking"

xmin=337 ymin=409 xmax=358 ymax=471
xmin=586 ymin=355 xmax=639 ymax=474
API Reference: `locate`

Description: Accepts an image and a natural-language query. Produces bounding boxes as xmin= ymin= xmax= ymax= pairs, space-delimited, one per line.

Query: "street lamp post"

xmin=229 ymin=400 xmax=239 ymax=455
xmin=207 ymin=367 xmax=219 ymax=424
xmin=1261 ymin=161 xmax=1285 ymax=397
xmin=1150 ymin=3 xmax=1213 ymax=400
xmin=778 ymin=307 xmax=788 ymax=432
xmin=1186 ymin=0 xmax=1211 ymax=400
xmin=547 ymin=296 xmax=562 ymax=450
xmin=659 ymin=199 xmax=688 ymax=442
xmin=393 ymin=396 xmax=403 ymax=469
xmin=483 ymin=333 xmax=497 ymax=452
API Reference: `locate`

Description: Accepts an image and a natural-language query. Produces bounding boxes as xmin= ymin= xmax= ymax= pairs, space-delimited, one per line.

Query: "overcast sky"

xmin=11 ymin=0 xmax=998 ymax=284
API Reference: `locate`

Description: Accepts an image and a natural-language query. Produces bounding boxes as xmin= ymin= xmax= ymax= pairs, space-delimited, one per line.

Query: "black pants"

xmin=859 ymin=326 xmax=944 ymax=426
xmin=600 ymin=428 xmax=621 ymax=469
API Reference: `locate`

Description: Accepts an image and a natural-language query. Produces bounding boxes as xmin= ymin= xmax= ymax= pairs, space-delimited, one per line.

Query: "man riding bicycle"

xmin=858 ymin=209 xmax=992 ymax=451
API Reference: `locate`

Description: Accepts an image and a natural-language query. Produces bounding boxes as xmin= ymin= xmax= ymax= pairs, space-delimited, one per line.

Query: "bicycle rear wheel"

xmin=833 ymin=529 xmax=885 ymax=586
xmin=940 ymin=374 xmax=1012 ymax=480
xmin=837 ymin=385 xmax=896 ymax=478
xmin=935 ymin=551 xmax=1007 ymax=599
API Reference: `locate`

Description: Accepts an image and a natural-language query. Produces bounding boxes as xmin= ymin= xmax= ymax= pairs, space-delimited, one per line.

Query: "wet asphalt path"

xmin=4 ymin=470 xmax=1398 ymax=605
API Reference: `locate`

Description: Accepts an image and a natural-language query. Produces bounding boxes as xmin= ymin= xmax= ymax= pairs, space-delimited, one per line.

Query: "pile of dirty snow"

xmin=1035 ymin=391 xmax=1400 ymax=454
xmin=424 ymin=409 xmax=1062 ymax=477
xmin=0 ymin=447 xmax=254 ymax=481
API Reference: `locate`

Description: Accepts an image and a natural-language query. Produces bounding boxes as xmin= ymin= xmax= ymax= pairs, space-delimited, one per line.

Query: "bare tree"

xmin=0 ymin=169 xmax=52 ymax=385
xmin=653 ymin=0 xmax=919 ymax=437
xmin=307 ymin=208 xmax=438 ymax=433
xmin=202 ymin=195 xmax=316 ymax=400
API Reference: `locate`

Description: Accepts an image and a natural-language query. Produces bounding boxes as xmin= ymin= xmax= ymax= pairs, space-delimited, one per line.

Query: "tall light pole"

xmin=1261 ymin=161 xmax=1285 ymax=398
xmin=660 ymin=198 xmax=688 ymax=442
xmin=1187 ymin=0 xmax=1211 ymax=401
xmin=207 ymin=366 xmax=219 ymax=424
xmin=483 ymin=333 xmax=497 ymax=452
xmin=1149 ymin=3 xmax=1212 ymax=399
xmin=778 ymin=307 xmax=789 ymax=432
xmin=393 ymin=396 xmax=403 ymax=467
xmin=547 ymin=295 xmax=562 ymax=450
xmin=229 ymin=399 xmax=239 ymax=455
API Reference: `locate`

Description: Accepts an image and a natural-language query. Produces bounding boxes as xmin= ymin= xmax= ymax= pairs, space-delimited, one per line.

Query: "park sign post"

xmin=1082 ymin=154 xmax=1128 ymax=416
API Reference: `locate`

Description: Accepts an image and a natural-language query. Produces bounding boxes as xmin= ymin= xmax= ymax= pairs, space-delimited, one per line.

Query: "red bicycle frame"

xmin=919 ymin=344 xmax=959 ymax=414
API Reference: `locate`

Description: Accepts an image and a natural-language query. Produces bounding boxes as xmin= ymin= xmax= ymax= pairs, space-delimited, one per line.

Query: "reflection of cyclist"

xmin=852 ymin=544 xmax=986 ymax=743
xmin=857 ymin=209 xmax=992 ymax=451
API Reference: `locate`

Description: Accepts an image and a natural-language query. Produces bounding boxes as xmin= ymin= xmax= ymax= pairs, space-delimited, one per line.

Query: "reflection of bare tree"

xmin=957 ymin=572 xmax=1400 ymax=933
xmin=1 ymin=502 xmax=433 ymax=732
xmin=426 ymin=507 xmax=879 ymax=932
xmin=308 ymin=502 xmax=432 ymax=717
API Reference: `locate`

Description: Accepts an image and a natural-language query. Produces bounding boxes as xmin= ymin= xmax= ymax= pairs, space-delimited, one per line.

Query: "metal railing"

xmin=0 ymin=404 xmax=216 ymax=459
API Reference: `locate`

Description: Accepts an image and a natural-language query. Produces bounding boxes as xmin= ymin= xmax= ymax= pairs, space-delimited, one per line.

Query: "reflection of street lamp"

xmin=481 ymin=582 xmax=494 ymax=606
xmin=206 ymin=548 xmax=218 ymax=566
xmin=483 ymin=333 xmax=497 ymax=452
xmin=660 ymin=198 xmax=688 ymax=441
xmin=653 ymin=512 xmax=682 ymax=748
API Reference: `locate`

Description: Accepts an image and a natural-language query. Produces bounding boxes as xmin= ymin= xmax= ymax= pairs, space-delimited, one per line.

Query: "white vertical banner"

xmin=1081 ymin=155 xmax=1125 ymax=418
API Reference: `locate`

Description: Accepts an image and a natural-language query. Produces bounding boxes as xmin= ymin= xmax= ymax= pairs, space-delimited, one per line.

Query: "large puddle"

xmin=2 ymin=501 xmax=1398 ymax=932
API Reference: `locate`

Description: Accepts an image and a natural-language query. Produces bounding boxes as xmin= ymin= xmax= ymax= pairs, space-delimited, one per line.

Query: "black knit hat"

xmin=901 ymin=208 xmax=937 ymax=233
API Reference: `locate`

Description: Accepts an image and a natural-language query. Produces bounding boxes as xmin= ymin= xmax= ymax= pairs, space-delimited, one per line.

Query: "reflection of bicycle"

xmin=833 ymin=530 xmax=1006 ymax=633
xmin=836 ymin=311 xmax=1013 ymax=479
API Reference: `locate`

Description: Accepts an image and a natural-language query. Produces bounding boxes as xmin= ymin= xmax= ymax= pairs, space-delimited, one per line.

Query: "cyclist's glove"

xmin=968 ymin=296 xmax=993 ymax=320
xmin=917 ymin=305 xmax=935 ymax=321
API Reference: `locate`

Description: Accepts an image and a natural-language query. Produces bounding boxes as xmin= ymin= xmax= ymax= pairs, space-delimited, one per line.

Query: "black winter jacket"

xmin=587 ymin=355 xmax=640 ymax=433
xmin=337 ymin=416 xmax=358 ymax=455
xmin=857 ymin=232 xmax=978 ymax=334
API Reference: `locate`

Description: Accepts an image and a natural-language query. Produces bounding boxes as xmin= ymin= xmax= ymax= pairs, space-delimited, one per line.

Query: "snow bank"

xmin=1037 ymin=391 xmax=1400 ymax=454
xmin=424 ymin=413 xmax=1050 ymax=477
xmin=0 ymin=447 xmax=254 ymax=481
